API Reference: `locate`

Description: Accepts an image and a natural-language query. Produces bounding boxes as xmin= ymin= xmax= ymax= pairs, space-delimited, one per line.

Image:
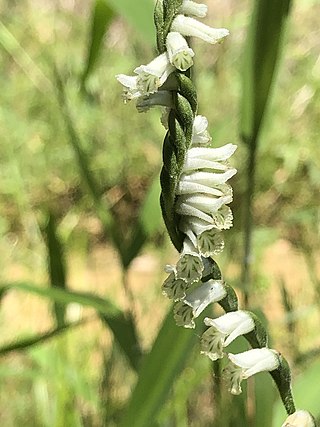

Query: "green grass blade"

xmin=240 ymin=0 xmax=292 ymax=144
xmin=0 ymin=320 xmax=84 ymax=356
xmin=106 ymin=0 xmax=155 ymax=42
xmin=272 ymin=358 xmax=320 ymax=426
xmin=1 ymin=283 xmax=142 ymax=370
xmin=81 ymin=0 xmax=114 ymax=87
xmin=119 ymin=309 xmax=200 ymax=427
xmin=43 ymin=211 xmax=67 ymax=327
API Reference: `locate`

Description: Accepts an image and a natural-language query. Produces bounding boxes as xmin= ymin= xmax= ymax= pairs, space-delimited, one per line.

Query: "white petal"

xmin=228 ymin=348 xmax=279 ymax=378
xmin=179 ymin=0 xmax=208 ymax=18
xmin=180 ymin=170 xmax=237 ymax=185
xmin=136 ymin=91 xmax=173 ymax=112
xmin=282 ymin=410 xmax=315 ymax=427
xmin=176 ymin=180 xmax=229 ymax=197
xmin=166 ymin=32 xmax=195 ymax=71
xmin=176 ymin=201 xmax=214 ymax=223
xmin=192 ymin=115 xmax=212 ymax=145
xmin=183 ymin=158 xmax=230 ymax=172
xmin=177 ymin=194 xmax=233 ymax=214
xmin=184 ymin=279 xmax=226 ymax=317
xmin=171 ymin=15 xmax=229 ymax=45
xmin=204 ymin=311 xmax=255 ymax=346
xmin=116 ymin=74 xmax=142 ymax=101
xmin=134 ymin=53 xmax=175 ymax=94
xmin=186 ymin=144 xmax=237 ymax=161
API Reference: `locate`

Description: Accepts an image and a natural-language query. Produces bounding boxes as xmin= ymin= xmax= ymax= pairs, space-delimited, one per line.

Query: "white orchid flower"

xmin=166 ymin=32 xmax=195 ymax=71
xmin=174 ymin=279 xmax=227 ymax=328
xmin=179 ymin=0 xmax=208 ymax=18
xmin=171 ymin=15 xmax=229 ymax=45
xmin=134 ymin=52 xmax=175 ymax=95
xmin=225 ymin=348 xmax=280 ymax=395
xmin=200 ymin=311 xmax=255 ymax=361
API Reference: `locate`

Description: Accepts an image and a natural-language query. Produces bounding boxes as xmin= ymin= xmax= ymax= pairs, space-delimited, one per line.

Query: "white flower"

xmin=225 ymin=348 xmax=280 ymax=395
xmin=200 ymin=311 xmax=255 ymax=361
xmin=176 ymin=193 xmax=233 ymax=223
xmin=166 ymin=32 xmax=195 ymax=71
xmin=116 ymin=74 xmax=142 ymax=102
xmin=136 ymin=90 xmax=173 ymax=113
xmin=282 ymin=410 xmax=315 ymax=427
xmin=171 ymin=15 xmax=229 ymax=45
xmin=134 ymin=53 xmax=175 ymax=95
xmin=176 ymin=237 xmax=203 ymax=283
xmin=162 ymin=265 xmax=188 ymax=301
xmin=179 ymin=0 xmax=208 ymax=18
xmin=174 ymin=279 xmax=227 ymax=328
xmin=191 ymin=115 xmax=212 ymax=146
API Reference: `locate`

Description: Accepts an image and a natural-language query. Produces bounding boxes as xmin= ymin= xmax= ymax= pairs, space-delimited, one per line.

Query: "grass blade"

xmin=81 ymin=0 xmax=114 ymax=87
xmin=1 ymin=282 xmax=142 ymax=370
xmin=43 ymin=211 xmax=67 ymax=327
xmin=119 ymin=309 xmax=200 ymax=427
xmin=0 ymin=320 xmax=85 ymax=356
xmin=240 ymin=0 xmax=292 ymax=144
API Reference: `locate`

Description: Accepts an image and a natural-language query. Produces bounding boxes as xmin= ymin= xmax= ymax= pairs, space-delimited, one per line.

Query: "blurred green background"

xmin=0 ymin=0 xmax=319 ymax=426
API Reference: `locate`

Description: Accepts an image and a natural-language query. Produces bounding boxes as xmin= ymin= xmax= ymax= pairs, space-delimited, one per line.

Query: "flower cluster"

xmin=116 ymin=0 xmax=228 ymax=104
xmin=116 ymin=0 xmax=308 ymax=417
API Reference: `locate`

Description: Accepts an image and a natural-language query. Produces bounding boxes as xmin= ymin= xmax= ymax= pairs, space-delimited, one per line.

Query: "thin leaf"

xmin=43 ymin=211 xmax=67 ymax=327
xmin=1 ymin=283 xmax=142 ymax=371
xmin=0 ymin=320 xmax=85 ymax=356
xmin=81 ymin=0 xmax=114 ymax=87
xmin=240 ymin=0 xmax=292 ymax=145
xmin=119 ymin=309 xmax=201 ymax=427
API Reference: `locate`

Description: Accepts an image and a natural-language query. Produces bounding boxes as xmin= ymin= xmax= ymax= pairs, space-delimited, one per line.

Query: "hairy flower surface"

xmin=200 ymin=311 xmax=255 ymax=361
xmin=282 ymin=410 xmax=315 ymax=427
xmin=171 ymin=15 xmax=229 ymax=44
xmin=179 ymin=0 xmax=208 ymax=18
xmin=166 ymin=32 xmax=195 ymax=71
xmin=225 ymin=348 xmax=279 ymax=395
xmin=174 ymin=279 xmax=226 ymax=328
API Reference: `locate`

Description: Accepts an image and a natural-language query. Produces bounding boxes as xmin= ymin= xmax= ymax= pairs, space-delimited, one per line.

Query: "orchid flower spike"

xmin=225 ymin=348 xmax=280 ymax=395
xmin=171 ymin=15 xmax=229 ymax=45
xmin=200 ymin=311 xmax=255 ymax=361
xmin=174 ymin=279 xmax=227 ymax=328
xmin=179 ymin=0 xmax=208 ymax=18
xmin=282 ymin=410 xmax=316 ymax=427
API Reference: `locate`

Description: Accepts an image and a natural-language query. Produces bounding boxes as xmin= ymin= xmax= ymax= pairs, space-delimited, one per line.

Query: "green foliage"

xmin=240 ymin=0 xmax=292 ymax=144
xmin=119 ymin=310 xmax=201 ymax=427
xmin=1 ymin=282 xmax=142 ymax=371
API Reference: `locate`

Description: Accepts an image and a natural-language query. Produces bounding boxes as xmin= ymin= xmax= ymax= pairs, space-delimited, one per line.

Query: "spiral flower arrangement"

xmin=116 ymin=0 xmax=315 ymax=424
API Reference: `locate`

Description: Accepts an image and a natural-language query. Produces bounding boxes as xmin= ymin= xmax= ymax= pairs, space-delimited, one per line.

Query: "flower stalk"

xmin=115 ymin=0 xmax=315 ymax=422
